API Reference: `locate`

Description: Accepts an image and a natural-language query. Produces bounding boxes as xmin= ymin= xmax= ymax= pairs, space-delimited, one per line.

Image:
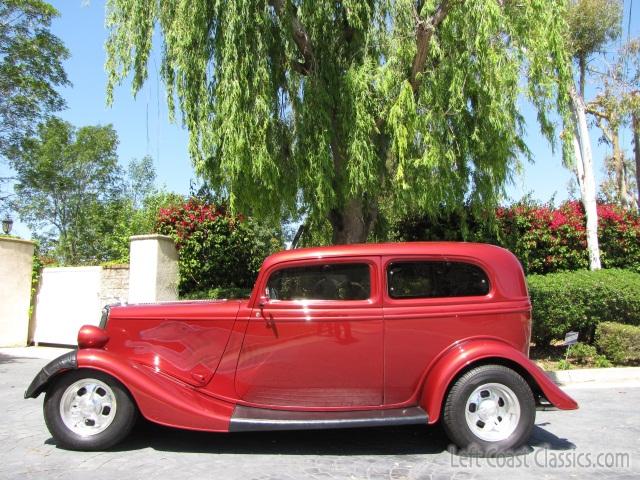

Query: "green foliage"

xmin=528 ymin=269 xmax=640 ymax=345
xmin=156 ymin=198 xmax=282 ymax=297
xmin=181 ymin=287 xmax=253 ymax=301
xmin=10 ymin=118 xmax=122 ymax=264
xmin=105 ymin=0 xmax=573 ymax=243
xmin=566 ymin=342 xmax=597 ymax=364
xmin=393 ymin=199 xmax=640 ymax=275
xmin=593 ymin=355 xmax=612 ymax=368
xmin=9 ymin=118 xmax=180 ymax=265
xmin=557 ymin=359 xmax=572 ymax=370
xmin=0 ymin=0 xmax=69 ymax=159
xmin=565 ymin=0 xmax=622 ymax=62
xmin=595 ymin=322 xmax=640 ymax=365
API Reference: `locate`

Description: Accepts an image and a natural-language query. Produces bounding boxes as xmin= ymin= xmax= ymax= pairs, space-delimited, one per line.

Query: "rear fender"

xmin=76 ymin=349 xmax=234 ymax=432
xmin=420 ymin=339 xmax=578 ymax=424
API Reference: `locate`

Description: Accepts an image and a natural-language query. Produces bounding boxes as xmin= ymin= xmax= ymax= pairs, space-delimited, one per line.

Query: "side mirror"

xmin=259 ymin=295 xmax=269 ymax=307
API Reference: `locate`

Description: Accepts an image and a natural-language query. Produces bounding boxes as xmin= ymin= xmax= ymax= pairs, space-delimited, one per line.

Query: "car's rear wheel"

xmin=443 ymin=364 xmax=535 ymax=454
xmin=44 ymin=370 xmax=137 ymax=451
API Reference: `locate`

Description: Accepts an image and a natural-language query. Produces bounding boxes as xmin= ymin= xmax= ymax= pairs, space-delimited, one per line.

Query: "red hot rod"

xmin=25 ymin=242 xmax=577 ymax=453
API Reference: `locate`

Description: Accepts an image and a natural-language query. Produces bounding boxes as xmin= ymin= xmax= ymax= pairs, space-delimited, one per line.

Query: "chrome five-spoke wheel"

xmin=60 ymin=378 xmax=117 ymax=436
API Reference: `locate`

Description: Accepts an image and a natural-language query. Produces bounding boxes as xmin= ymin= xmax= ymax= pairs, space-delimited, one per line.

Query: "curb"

xmin=546 ymin=366 xmax=640 ymax=386
xmin=0 ymin=346 xmax=73 ymax=360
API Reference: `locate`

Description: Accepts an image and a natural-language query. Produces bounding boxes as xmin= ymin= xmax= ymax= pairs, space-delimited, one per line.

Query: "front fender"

xmin=24 ymin=351 xmax=77 ymax=399
xmin=420 ymin=338 xmax=578 ymax=424
xmin=76 ymin=349 xmax=234 ymax=432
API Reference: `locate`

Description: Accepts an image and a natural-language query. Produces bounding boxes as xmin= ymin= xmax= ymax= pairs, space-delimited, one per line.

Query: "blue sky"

xmin=4 ymin=0 xmax=639 ymax=238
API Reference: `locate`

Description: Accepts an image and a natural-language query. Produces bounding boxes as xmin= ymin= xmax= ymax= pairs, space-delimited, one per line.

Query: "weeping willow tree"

xmin=106 ymin=0 xmax=572 ymax=244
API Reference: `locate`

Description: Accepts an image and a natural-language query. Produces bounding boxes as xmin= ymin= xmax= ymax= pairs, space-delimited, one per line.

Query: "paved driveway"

xmin=1 ymin=351 xmax=637 ymax=480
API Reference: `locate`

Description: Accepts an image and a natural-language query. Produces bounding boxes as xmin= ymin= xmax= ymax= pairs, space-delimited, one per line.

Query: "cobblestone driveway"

xmin=1 ymin=351 xmax=638 ymax=480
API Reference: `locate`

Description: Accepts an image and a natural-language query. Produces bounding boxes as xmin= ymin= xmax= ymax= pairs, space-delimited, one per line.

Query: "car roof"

xmin=263 ymin=242 xmax=512 ymax=268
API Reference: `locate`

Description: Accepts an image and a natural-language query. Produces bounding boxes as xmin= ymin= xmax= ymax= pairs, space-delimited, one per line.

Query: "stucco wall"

xmin=0 ymin=238 xmax=35 ymax=347
xmin=129 ymin=235 xmax=178 ymax=303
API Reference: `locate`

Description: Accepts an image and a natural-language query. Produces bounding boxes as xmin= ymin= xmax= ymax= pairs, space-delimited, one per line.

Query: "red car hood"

xmin=108 ymin=299 xmax=244 ymax=321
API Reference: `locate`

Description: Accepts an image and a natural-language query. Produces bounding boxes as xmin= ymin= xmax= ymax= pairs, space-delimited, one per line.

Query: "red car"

xmin=25 ymin=242 xmax=577 ymax=453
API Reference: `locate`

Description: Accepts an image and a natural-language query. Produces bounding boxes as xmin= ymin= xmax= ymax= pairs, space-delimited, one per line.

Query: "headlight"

xmin=99 ymin=305 xmax=111 ymax=329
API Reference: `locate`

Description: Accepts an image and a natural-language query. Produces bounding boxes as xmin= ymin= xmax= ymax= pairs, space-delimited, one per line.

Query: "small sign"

xmin=563 ymin=331 xmax=579 ymax=346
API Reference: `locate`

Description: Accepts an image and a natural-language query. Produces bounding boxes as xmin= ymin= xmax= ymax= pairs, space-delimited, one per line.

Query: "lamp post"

xmin=2 ymin=216 xmax=13 ymax=235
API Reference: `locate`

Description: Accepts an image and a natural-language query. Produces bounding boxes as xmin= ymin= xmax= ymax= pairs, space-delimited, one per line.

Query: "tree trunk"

xmin=611 ymin=129 xmax=628 ymax=207
xmin=569 ymin=84 xmax=601 ymax=271
xmin=633 ymin=111 xmax=640 ymax=211
xmin=329 ymin=198 xmax=377 ymax=244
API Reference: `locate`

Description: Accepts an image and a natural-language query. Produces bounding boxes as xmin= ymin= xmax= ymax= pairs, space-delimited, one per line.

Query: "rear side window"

xmin=267 ymin=263 xmax=371 ymax=301
xmin=387 ymin=261 xmax=489 ymax=299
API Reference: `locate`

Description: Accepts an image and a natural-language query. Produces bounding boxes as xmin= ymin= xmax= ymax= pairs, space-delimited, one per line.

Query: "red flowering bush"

xmin=156 ymin=198 xmax=282 ymax=297
xmin=394 ymin=200 xmax=640 ymax=275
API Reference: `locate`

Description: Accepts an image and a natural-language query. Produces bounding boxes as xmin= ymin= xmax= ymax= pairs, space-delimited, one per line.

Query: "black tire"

xmin=442 ymin=364 xmax=535 ymax=455
xmin=44 ymin=369 xmax=138 ymax=451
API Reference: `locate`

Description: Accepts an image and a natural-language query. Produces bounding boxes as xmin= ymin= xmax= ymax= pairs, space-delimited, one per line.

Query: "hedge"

xmin=528 ymin=269 xmax=640 ymax=345
xmin=181 ymin=287 xmax=253 ymax=301
xmin=595 ymin=322 xmax=640 ymax=364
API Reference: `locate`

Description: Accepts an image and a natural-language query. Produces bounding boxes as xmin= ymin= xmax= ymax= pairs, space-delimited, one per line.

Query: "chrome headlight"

xmin=99 ymin=305 xmax=111 ymax=329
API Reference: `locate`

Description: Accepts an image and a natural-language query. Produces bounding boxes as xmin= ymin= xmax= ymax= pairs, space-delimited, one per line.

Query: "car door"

xmin=382 ymin=255 xmax=494 ymax=405
xmin=235 ymin=257 xmax=383 ymax=408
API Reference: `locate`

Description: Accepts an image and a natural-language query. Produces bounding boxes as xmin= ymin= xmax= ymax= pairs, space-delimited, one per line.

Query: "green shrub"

xmin=528 ymin=269 xmax=640 ymax=345
xmin=595 ymin=322 xmax=640 ymax=365
xmin=593 ymin=355 xmax=612 ymax=368
xmin=567 ymin=342 xmax=597 ymax=364
xmin=181 ymin=287 xmax=253 ymax=300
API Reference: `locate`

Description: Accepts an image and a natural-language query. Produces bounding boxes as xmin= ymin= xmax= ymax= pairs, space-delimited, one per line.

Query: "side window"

xmin=266 ymin=263 xmax=371 ymax=301
xmin=387 ymin=261 xmax=490 ymax=299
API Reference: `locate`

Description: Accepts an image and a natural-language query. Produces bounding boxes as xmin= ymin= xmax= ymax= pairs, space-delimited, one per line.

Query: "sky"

xmin=3 ymin=0 xmax=640 ymax=238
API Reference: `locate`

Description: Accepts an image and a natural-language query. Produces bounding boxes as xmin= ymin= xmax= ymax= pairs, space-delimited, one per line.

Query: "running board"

xmin=229 ymin=405 xmax=428 ymax=432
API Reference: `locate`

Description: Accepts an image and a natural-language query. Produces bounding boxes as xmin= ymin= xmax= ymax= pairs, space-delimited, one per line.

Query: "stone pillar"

xmin=128 ymin=235 xmax=179 ymax=303
xmin=0 ymin=237 xmax=35 ymax=347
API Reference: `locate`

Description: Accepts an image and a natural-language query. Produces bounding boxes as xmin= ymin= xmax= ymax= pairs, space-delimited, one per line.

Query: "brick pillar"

xmin=0 ymin=238 xmax=35 ymax=346
xmin=128 ymin=235 xmax=179 ymax=303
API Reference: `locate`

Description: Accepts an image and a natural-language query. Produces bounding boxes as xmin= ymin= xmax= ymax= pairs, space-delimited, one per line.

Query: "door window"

xmin=266 ymin=263 xmax=371 ymax=301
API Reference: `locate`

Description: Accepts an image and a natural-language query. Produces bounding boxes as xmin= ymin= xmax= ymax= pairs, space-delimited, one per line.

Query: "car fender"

xmin=24 ymin=350 xmax=77 ymax=399
xmin=26 ymin=349 xmax=235 ymax=432
xmin=420 ymin=338 xmax=578 ymax=424
xmin=74 ymin=349 xmax=235 ymax=431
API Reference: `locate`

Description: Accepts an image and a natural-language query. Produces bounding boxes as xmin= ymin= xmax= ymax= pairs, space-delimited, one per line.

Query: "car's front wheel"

xmin=44 ymin=370 xmax=137 ymax=451
xmin=443 ymin=364 xmax=535 ymax=454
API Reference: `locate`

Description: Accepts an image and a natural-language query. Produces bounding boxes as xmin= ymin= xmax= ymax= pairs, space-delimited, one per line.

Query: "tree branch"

xmin=409 ymin=0 xmax=456 ymax=94
xmin=585 ymin=103 xmax=610 ymax=121
xmin=270 ymin=0 xmax=315 ymax=75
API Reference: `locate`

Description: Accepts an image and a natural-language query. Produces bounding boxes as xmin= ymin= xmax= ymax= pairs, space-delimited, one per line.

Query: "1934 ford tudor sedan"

xmin=25 ymin=242 xmax=577 ymax=453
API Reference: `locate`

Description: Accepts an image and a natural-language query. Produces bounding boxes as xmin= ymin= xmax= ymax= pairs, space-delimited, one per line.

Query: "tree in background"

xmin=583 ymin=35 xmax=639 ymax=210
xmin=99 ymin=155 xmax=185 ymax=263
xmin=0 ymin=0 xmax=69 ymax=209
xmin=564 ymin=0 xmax=623 ymax=270
xmin=9 ymin=118 xmax=121 ymax=263
xmin=105 ymin=1 xmax=573 ymax=245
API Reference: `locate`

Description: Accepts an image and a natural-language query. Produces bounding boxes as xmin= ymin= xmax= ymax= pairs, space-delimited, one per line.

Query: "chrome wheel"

xmin=59 ymin=378 xmax=117 ymax=437
xmin=464 ymin=382 xmax=521 ymax=442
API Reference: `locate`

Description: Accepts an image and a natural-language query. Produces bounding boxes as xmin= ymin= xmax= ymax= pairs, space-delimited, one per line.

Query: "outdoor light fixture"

xmin=2 ymin=216 xmax=13 ymax=235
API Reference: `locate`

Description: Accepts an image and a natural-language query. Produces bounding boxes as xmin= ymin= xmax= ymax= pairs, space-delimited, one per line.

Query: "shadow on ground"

xmin=0 ymin=353 xmax=37 ymax=365
xmin=46 ymin=419 xmax=576 ymax=456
